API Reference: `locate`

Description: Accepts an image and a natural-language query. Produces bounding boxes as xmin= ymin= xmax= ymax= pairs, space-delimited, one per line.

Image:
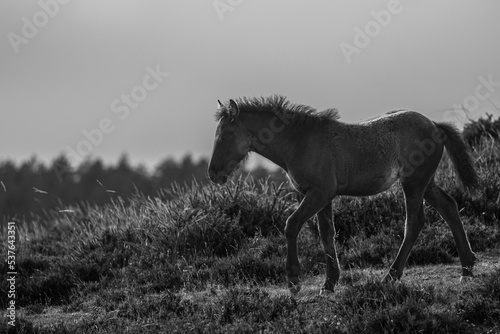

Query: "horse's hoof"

xmin=289 ymin=283 xmax=301 ymax=295
xmin=319 ymin=288 xmax=334 ymax=296
xmin=460 ymin=275 xmax=474 ymax=283
xmin=321 ymin=280 xmax=336 ymax=295
xmin=462 ymin=265 xmax=474 ymax=278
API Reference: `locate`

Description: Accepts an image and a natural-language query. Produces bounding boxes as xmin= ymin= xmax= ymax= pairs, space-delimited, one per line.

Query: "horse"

xmin=207 ymin=95 xmax=478 ymax=295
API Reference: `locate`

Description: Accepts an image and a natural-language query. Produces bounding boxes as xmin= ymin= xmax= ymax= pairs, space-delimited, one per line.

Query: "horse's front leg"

xmin=285 ymin=189 xmax=329 ymax=295
xmin=317 ymin=202 xmax=340 ymax=293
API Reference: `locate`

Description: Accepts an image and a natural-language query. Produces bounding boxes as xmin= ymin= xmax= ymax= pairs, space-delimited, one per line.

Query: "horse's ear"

xmin=228 ymin=99 xmax=239 ymax=119
xmin=217 ymin=99 xmax=223 ymax=110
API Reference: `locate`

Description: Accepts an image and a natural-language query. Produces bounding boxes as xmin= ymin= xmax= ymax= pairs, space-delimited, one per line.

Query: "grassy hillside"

xmin=1 ymin=137 xmax=499 ymax=333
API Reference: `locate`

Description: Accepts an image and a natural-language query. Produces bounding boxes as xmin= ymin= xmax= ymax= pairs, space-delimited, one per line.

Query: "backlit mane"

xmin=215 ymin=95 xmax=340 ymax=126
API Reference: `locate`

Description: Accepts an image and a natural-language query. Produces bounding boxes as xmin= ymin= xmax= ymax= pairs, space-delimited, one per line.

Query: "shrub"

xmin=463 ymin=114 xmax=500 ymax=147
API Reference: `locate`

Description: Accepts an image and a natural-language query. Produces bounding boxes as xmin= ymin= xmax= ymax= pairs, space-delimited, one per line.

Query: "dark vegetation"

xmin=0 ymin=115 xmax=499 ymax=333
xmin=462 ymin=113 xmax=500 ymax=147
xmin=0 ymin=153 xmax=287 ymax=222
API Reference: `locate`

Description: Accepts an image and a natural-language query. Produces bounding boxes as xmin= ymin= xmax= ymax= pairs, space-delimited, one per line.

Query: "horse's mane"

xmin=215 ymin=95 xmax=340 ymax=126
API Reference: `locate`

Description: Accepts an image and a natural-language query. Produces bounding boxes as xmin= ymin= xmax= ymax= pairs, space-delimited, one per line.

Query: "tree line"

xmin=0 ymin=153 xmax=287 ymax=222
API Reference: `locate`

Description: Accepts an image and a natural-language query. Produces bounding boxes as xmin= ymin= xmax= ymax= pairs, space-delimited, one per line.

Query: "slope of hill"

xmin=1 ymin=128 xmax=499 ymax=333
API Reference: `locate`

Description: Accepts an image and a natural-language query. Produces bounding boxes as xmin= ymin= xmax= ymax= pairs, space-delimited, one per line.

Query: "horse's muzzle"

xmin=208 ymin=167 xmax=228 ymax=184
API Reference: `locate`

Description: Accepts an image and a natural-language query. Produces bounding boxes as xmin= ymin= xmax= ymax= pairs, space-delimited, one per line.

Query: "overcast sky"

xmin=1 ymin=0 xmax=499 ymax=169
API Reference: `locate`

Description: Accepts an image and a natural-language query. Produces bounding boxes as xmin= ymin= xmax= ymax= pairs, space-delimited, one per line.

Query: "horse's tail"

xmin=435 ymin=122 xmax=479 ymax=193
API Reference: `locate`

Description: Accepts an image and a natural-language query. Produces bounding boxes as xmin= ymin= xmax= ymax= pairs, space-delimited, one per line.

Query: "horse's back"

xmin=361 ymin=110 xmax=435 ymax=131
xmin=333 ymin=110 xmax=442 ymax=195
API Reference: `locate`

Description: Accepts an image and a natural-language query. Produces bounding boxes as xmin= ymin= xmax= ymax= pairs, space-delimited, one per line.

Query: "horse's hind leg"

xmin=385 ymin=181 xmax=426 ymax=280
xmin=424 ymin=179 xmax=476 ymax=277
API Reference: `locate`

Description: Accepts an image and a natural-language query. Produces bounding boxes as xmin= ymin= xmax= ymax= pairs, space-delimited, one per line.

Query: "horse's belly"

xmin=341 ymin=167 xmax=399 ymax=196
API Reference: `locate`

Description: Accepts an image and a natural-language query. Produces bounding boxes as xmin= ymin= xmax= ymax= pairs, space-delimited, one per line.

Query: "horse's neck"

xmin=243 ymin=114 xmax=297 ymax=171
xmin=253 ymin=140 xmax=289 ymax=171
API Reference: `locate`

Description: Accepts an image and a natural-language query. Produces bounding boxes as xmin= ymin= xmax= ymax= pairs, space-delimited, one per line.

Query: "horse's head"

xmin=208 ymin=99 xmax=251 ymax=184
